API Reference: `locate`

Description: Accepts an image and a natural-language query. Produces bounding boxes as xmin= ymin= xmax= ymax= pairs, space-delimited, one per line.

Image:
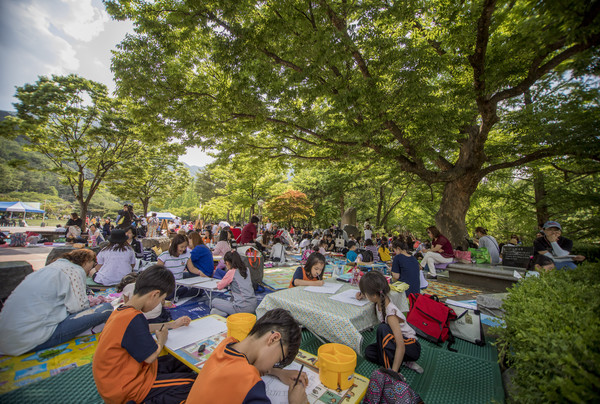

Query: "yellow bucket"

xmin=226 ymin=313 xmax=256 ymax=341
xmin=317 ymin=343 xmax=357 ymax=390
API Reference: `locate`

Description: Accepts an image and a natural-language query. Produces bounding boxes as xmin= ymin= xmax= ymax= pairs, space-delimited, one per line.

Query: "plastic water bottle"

xmin=351 ymin=266 xmax=359 ymax=286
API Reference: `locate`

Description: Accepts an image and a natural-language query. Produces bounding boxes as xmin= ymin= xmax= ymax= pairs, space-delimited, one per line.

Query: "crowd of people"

xmin=0 ymin=204 xmax=589 ymax=403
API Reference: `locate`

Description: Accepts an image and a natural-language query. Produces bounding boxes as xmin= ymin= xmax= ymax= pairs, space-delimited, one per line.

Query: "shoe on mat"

xmin=405 ymin=361 xmax=424 ymax=374
xmin=427 ymin=274 xmax=437 ymax=279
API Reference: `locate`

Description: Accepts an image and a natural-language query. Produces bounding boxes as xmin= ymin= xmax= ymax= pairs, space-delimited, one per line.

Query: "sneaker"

xmin=405 ymin=361 xmax=424 ymax=374
xmin=427 ymin=274 xmax=437 ymax=280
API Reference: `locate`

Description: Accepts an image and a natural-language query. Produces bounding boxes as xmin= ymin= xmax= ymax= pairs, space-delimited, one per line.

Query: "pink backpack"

xmin=363 ymin=368 xmax=422 ymax=404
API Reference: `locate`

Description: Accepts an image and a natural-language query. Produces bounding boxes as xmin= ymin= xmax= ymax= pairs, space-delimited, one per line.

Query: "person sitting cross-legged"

xmin=420 ymin=226 xmax=454 ymax=279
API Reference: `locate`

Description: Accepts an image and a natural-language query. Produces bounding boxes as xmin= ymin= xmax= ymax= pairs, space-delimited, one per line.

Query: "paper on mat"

xmin=445 ymin=299 xmax=477 ymax=310
xmin=304 ymin=283 xmax=343 ymax=294
xmin=513 ymin=270 xmax=522 ymax=279
xmin=263 ymin=362 xmax=321 ymax=404
xmin=165 ymin=317 xmax=227 ymax=351
xmin=329 ymin=289 xmax=369 ymax=306
xmin=195 ymin=279 xmax=220 ymax=289
xmin=176 ymin=277 xmax=211 ymax=286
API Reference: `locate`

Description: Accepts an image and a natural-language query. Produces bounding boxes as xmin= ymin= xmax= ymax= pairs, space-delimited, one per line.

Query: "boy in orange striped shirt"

xmin=93 ymin=265 xmax=196 ymax=404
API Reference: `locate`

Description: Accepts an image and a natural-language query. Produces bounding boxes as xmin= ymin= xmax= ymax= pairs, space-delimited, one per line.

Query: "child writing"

xmin=391 ymin=239 xmax=421 ymax=297
xmin=289 ymin=252 xmax=326 ymax=287
xmin=115 ymin=272 xmax=172 ymax=323
xmin=346 ymin=241 xmax=359 ymax=263
xmin=93 ymin=265 xmax=196 ymax=404
xmin=378 ymin=236 xmax=392 ymax=262
xmin=210 ymin=251 xmax=258 ymax=318
xmin=186 ymin=308 xmax=307 ymax=404
xmin=357 ymin=271 xmax=423 ymax=374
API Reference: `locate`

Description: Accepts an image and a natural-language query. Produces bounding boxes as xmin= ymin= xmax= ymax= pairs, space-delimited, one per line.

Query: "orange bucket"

xmin=317 ymin=343 xmax=357 ymax=389
xmin=226 ymin=313 xmax=256 ymax=341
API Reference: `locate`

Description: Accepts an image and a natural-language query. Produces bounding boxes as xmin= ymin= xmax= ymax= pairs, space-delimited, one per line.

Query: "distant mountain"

xmin=182 ymin=162 xmax=203 ymax=177
xmin=0 ymin=110 xmax=15 ymax=120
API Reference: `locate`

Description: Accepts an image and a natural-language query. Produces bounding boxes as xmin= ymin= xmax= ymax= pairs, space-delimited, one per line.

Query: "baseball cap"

xmin=543 ymin=221 xmax=562 ymax=230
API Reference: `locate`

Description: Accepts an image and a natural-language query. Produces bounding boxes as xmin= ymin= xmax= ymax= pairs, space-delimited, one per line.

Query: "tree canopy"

xmin=1 ymin=74 xmax=142 ymax=227
xmin=106 ymin=0 xmax=600 ymax=245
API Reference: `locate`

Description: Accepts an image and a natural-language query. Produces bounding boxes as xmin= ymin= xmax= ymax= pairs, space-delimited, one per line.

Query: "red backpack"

xmin=407 ymin=293 xmax=457 ymax=351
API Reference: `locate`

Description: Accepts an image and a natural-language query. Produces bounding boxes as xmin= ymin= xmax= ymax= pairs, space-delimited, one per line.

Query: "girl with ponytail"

xmin=210 ymin=251 xmax=257 ymax=318
xmin=357 ymin=271 xmax=423 ymax=374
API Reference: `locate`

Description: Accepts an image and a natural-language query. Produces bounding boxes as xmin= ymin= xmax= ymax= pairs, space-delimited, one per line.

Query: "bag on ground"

xmin=454 ymin=249 xmax=472 ymax=264
xmin=363 ymin=368 xmax=423 ymax=404
xmin=445 ymin=300 xmax=485 ymax=346
xmin=407 ymin=293 xmax=457 ymax=351
xmin=468 ymin=247 xmax=490 ymax=264
xmin=238 ymin=246 xmax=264 ymax=290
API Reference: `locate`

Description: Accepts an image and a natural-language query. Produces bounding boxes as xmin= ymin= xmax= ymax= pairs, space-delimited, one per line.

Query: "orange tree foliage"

xmin=265 ymin=190 xmax=314 ymax=227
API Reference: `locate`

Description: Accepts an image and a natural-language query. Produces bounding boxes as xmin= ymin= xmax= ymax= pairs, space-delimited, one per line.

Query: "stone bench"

xmin=0 ymin=261 xmax=33 ymax=301
xmin=447 ymin=263 xmax=526 ymax=292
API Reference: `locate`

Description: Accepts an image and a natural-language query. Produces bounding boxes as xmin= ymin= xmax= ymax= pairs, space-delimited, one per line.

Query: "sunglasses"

xmin=272 ymin=331 xmax=288 ymax=369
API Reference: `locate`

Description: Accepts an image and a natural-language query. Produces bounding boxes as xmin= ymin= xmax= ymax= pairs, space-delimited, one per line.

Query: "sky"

xmin=0 ymin=0 xmax=213 ymax=168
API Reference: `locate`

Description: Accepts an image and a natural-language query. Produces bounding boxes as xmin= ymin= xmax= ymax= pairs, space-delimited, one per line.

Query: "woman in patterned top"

xmin=0 ymin=249 xmax=113 ymax=355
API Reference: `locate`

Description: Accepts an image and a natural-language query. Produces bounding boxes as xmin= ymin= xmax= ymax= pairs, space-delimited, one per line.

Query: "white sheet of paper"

xmin=328 ymin=289 xmax=369 ymax=306
xmin=445 ymin=299 xmax=477 ymax=310
xmin=304 ymin=283 xmax=343 ymax=294
xmin=164 ymin=317 xmax=227 ymax=351
xmin=263 ymin=363 xmax=321 ymax=404
xmin=176 ymin=277 xmax=211 ymax=286
xmin=196 ymin=279 xmax=220 ymax=289
xmin=513 ymin=270 xmax=522 ymax=279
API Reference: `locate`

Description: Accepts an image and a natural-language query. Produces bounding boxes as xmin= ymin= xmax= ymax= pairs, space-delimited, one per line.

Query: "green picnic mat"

xmin=0 ymin=363 xmax=102 ymax=404
xmin=300 ymin=328 xmax=505 ymax=404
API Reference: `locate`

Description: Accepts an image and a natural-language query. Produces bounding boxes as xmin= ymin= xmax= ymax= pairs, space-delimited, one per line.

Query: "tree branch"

xmin=480 ymin=148 xmax=559 ymax=177
xmin=490 ymin=32 xmax=600 ymax=104
xmin=468 ymin=0 xmax=497 ymax=101
xmin=318 ymin=0 xmax=372 ymax=79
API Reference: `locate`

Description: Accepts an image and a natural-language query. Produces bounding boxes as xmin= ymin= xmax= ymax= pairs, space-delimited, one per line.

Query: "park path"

xmin=0 ymin=246 xmax=50 ymax=270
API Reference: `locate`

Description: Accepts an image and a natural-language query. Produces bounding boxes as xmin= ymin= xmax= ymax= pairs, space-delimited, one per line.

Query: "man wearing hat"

xmin=533 ymin=221 xmax=586 ymax=270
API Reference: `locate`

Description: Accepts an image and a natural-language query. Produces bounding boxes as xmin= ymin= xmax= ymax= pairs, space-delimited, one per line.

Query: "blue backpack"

xmin=363 ymin=368 xmax=423 ymax=404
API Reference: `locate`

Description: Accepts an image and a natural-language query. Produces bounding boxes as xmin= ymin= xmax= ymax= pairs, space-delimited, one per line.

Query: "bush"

xmin=495 ymin=263 xmax=600 ymax=403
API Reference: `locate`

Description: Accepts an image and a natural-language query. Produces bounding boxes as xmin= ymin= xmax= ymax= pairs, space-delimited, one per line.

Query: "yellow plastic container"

xmin=226 ymin=313 xmax=256 ymax=341
xmin=317 ymin=343 xmax=357 ymax=390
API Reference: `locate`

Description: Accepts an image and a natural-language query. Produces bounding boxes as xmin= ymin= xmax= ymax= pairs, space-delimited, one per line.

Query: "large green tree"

xmin=107 ymin=0 xmax=600 ymax=245
xmin=2 ymin=74 xmax=141 ymax=228
xmin=108 ymin=143 xmax=190 ymax=217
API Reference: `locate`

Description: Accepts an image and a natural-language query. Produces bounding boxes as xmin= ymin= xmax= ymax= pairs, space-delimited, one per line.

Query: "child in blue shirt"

xmin=346 ymin=241 xmax=358 ymax=263
xmin=391 ymin=240 xmax=421 ymax=297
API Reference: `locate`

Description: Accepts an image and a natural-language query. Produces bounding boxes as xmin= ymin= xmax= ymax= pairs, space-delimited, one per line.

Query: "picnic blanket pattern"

xmin=256 ymin=282 xmax=409 ymax=353
xmin=422 ymin=282 xmax=480 ymax=298
xmin=0 ymin=335 xmax=99 ymax=394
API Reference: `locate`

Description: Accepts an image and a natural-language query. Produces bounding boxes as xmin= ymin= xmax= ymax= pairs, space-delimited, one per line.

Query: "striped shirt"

xmin=157 ymin=251 xmax=191 ymax=280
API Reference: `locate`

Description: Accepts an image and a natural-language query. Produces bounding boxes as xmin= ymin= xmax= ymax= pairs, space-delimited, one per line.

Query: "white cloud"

xmin=59 ymin=0 xmax=109 ymax=42
xmin=0 ymin=0 xmax=132 ymax=110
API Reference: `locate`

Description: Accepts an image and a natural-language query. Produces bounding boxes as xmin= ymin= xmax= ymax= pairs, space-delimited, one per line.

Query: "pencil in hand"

xmin=293 ymin=364 xmax=304 ymax=388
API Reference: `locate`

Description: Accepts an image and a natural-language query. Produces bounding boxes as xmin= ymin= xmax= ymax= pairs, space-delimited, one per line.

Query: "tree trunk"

xmin=533 ymin=169 xmax=549 ymax=228
xmin=339 ymin=194 xmax=345 ymax=222
xmin=141 ymin=197 xmax=150 ymax=218
xmin=434 ymin=174 xmax=480 ymax=249
xmin=78 ymin=200 xmax=88 ymax=232
xmin=376 ymin=186 xmax=384 ymax=227
xmin=227 ymin=209 xmax=230 ymax=222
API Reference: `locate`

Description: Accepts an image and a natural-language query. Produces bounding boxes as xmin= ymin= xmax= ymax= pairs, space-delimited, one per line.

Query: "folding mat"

xmin=301 ymin=328 xmax=504 ymax=404
xmin=422 ymin=281 xmax=481 ymax=298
